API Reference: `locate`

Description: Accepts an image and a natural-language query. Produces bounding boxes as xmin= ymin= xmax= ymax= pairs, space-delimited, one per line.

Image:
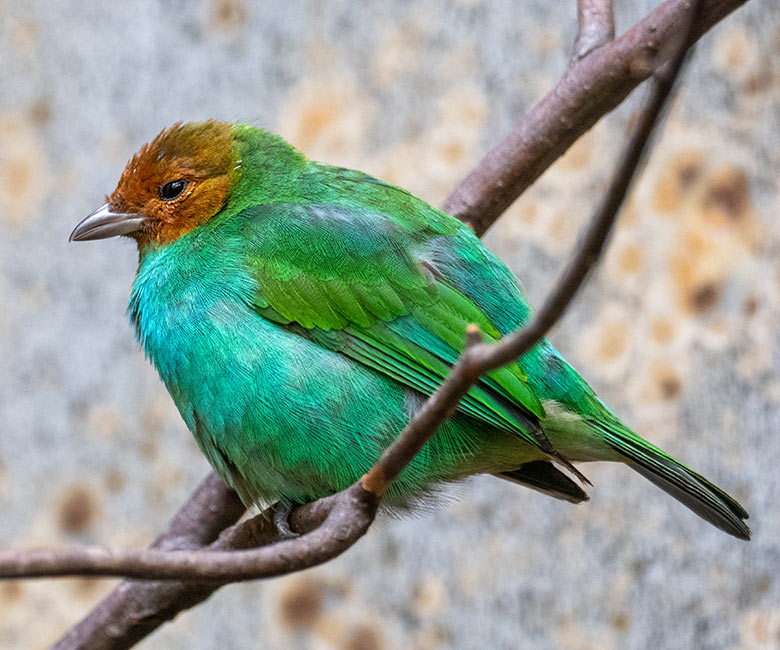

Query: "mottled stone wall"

xmin=1 ymin=1 xmax=779 ymax=649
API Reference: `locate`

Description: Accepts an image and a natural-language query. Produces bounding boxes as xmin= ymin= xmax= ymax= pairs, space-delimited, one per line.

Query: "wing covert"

xmin=237 ymin=201 xmax=548 ymax=448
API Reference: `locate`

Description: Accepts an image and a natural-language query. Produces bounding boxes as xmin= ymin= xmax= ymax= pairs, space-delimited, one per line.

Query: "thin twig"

xmin=361 ymin=325 xmax=485 ymax=494
xmin=441 ymin=0 xmax=748 ymax=236
xmin=573 ymin=0 xmax=615 ymax=59
xmin=3 ymin=486 xmax=377 ymax=582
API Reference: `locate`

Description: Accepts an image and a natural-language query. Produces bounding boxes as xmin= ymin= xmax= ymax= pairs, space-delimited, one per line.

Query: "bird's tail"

xmin=598 ymin=422 xmax=750 ymax=540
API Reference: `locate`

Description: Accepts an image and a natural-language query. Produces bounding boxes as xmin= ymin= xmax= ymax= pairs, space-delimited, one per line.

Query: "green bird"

xmin=70 ymin=120 xmax=750 ymax=539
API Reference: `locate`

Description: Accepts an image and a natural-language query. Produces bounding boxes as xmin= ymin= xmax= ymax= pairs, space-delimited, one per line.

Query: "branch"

xmin=4 ymin=0 xmax=736 ymax=646
xmin=51 ymin=472 xmax=245 ymax=650
xmin=0 ymin=0 xmax=694 ymax=586
xmin=441 ymin=0 xmax=748 ymax=236
xmin=2 ymin=486 xmax=379 ymax=583
xmin=51 ymin=489 xmax=363 ymax=650
xmin=149 ymin=471 xmax=245 ymax=551
xmin=361 ymin=325 xmax=486 ymax=495
xmin=573 ymin=0 xmax=615 ymax=59
xmin=364 ymin=9 xmax=694 ymax=494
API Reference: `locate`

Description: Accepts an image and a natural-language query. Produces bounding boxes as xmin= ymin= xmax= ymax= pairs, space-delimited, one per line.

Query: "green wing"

xmin=237 ymin=200 xmax=550 ymax=451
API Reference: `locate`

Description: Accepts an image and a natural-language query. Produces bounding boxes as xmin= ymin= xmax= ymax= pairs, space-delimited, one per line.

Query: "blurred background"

xmin=1 ymin=1 xmax=779 ymax=648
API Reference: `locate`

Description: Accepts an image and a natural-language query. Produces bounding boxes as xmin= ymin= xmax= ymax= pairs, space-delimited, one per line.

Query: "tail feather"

xmin=600 ymin=424 xmax=750 ymax=540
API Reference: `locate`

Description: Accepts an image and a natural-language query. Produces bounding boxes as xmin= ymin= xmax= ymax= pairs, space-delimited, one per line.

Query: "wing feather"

xmin=238 ymin=200 xmax=549 ymax=450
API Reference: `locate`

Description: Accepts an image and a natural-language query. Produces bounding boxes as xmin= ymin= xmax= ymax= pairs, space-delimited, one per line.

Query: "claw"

xmin=273 ymin=504 xmax=300 ymax=540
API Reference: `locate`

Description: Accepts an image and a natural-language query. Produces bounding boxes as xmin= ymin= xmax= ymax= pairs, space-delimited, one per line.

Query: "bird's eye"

xmin=159 ymin=179 xmax=188 ymax=201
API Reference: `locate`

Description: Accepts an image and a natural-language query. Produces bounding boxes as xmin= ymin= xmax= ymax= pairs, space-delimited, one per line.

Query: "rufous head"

xmin=70 ymin=120 xmax=236 ymax=248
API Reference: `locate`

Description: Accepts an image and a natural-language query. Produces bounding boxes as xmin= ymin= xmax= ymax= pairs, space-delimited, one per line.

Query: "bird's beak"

xmin=69 ymin=203 xmax=148 ymax=242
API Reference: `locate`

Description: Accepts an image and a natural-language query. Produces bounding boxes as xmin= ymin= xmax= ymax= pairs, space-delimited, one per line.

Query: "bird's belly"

xmin=143 ymin=304 xmax=513 ymax=506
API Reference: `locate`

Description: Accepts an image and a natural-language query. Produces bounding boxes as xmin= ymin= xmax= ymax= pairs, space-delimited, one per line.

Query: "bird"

xmin=70 ymin=120 xmax=750 ymax=540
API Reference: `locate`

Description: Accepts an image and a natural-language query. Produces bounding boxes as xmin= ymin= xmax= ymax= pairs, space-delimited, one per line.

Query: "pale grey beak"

xmin=69 ymin=203 xmax=148 ymax=242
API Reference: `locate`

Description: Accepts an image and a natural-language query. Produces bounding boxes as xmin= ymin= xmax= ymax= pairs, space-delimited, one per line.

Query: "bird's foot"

xmin=273 ymin=504 xmax=300 ymax=540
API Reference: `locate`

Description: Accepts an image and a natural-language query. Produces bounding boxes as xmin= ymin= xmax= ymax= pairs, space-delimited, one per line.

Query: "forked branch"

xmin=0 ymin=0 xmax=746 ymax=648
xmin=2 ymin=0 xmax=696 ymax=588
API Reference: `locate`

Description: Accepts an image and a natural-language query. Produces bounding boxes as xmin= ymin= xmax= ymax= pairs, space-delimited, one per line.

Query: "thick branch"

xmin=573 ymin=0 xmax=615 ymax=59
xmin=149 ymin=471 xmax=245 ymax=551
xmin=441 ymin=0 xmax=748 ymax=236
xmin=51 ymin=472 xmax=244 ymax=650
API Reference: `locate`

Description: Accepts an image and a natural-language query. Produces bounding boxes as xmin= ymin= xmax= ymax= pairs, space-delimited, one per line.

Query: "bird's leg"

xmin=273 ymin=504 xmax=300 ymax=540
